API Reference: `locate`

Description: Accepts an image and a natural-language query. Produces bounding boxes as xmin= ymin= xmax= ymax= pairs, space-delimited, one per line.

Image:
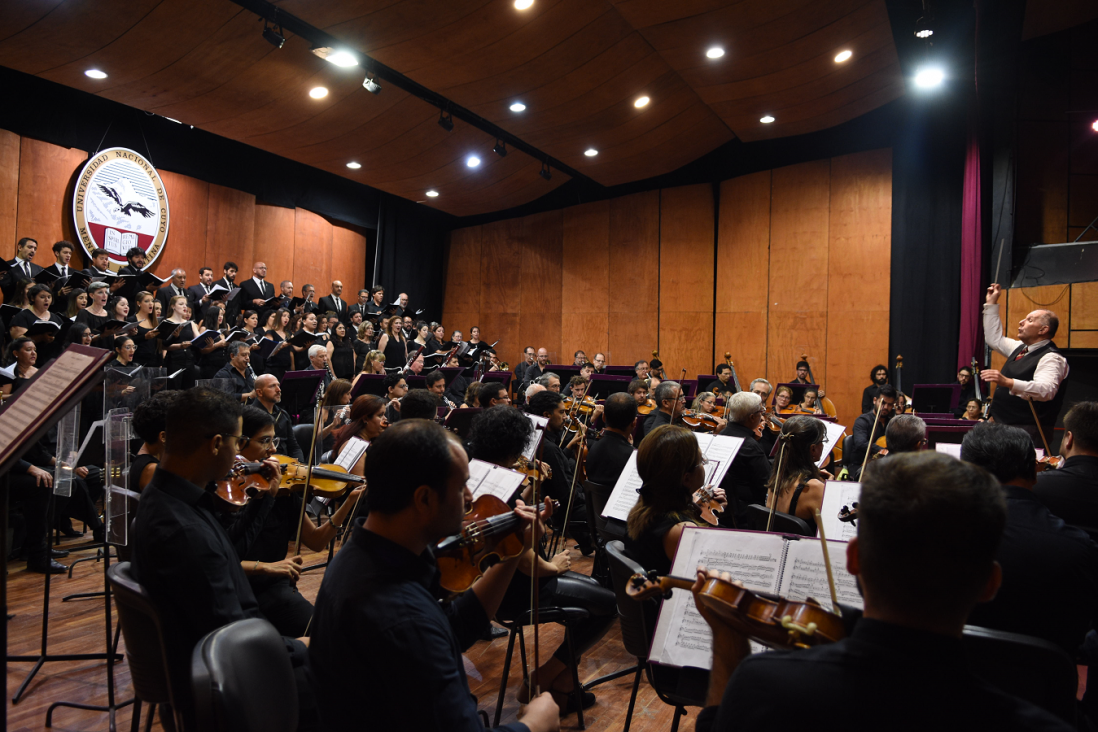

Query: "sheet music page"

xmin=0 ymin=350 xmax=95 ymax=455
xmin=521 ymin=415 xmax=548 ymax=461
xmin=695 ymin=433 xmax=744 ymax=487
xmin=818 ymin=481 xmax=862 ymax=543
xmin=467 ymin=459 xmax=526 ymax=503
xmin=817 ymin=421 xmax=847 ymax=468
xmin=778 ymin=538 xmax=864 ymax=610
xmin=602 ymin=452 xmax=642 ymax=521
xmin=649 ymin=527 xmax=787 ymax=669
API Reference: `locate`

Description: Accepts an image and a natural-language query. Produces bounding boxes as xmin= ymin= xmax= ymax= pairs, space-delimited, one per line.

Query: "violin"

xmin=681 ymin=410 xmax=721 ymax=434
xmin=637 ymin=398 xmax=656 ymax=416
xmin=515 ymin=455 xmax=551 ymax=481
xmin=562 ymin=394 xmax=598 ymax=416
xmin=838 ymin=502 xmax=859 ymax=524
xmin=1036 ymin=455 xmax=1064 ymax=472
xmin=692 ymin=485 xmax=724 ymax=526
xmin=214 ymin=457 xmax=278 ymax=510
xmin=625 ymin=571 xmax=844 ymax=650
xmin=272 ymin=454 xmax=365 ymax=499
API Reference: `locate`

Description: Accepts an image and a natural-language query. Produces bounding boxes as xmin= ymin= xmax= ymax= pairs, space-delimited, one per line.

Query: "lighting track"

xmin=230 ymin=0 xmax=598 ymax=187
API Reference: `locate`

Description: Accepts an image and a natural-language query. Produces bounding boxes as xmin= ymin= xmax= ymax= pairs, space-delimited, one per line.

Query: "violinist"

xmin=690 ymin=392 xmax=729 ymax=432
xmin=307 ymin=420 xmax=559 ymax=732
xmin=718 ymin=392 xmax=771 ymax=528
xmin=225 ymin=406 xmax=365 ymax=638
xmin=331 ymin=394 xmax=388 ymax=479
xmin=586 ymin=393 xmax=638 ymax=487
xmin=628 ymin=378 xmax=650 ymax=409
xmin=634 ymin=360 xmax=649 ymax=380
xmin=796 ymin=387 xmax=822 ymax=415
xmin=567 ymin=375 xmax=589 ymax=400
xmin=637 ymin=381 xmax=686 ymax=443
xmin=694 ymin=452 xmax=1069 ymax=732
xmin=773 ymin=385 xmax=795 ymax=413
xmin=883 ymin=414 xmax=926 ymax=455
xmin=849 ymin=385 xmax=897 ymax=478
xmin=749 ymin=378 xmax=779 ymax=457
xmin=765 ymin=416 xmax=828 ymax=535
xmin=705 ymin=364 xmax=736 ymax=398
xmin=536 ymin=371 xmax=562 ymax=393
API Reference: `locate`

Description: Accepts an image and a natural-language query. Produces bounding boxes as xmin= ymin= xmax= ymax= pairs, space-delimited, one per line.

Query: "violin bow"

xmin=530 ymin=442 xmax=543 ymax=697
xmin=859 ymin=396 xmax=887 ymax=479
xmin=559 ymin=378 xmax=594 ymax=448
xmin=1027 ymin=398 xmax=1054 ymax=458
xmin=766 ymin=437 xmax=789 ymax=532
xmin=669 ymin=368 xmax=687 ymax=424
xmin=553 ymin=399 xmax=591 ymax=556
xmin=293 ymin=388 xmax=326 ymax=557
xmin=814 ymin=509 xmax=842 ymax=617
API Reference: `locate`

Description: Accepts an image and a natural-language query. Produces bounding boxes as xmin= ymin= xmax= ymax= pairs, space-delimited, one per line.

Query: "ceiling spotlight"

xmin=263 ymin=22 xmax=285 ymax=49
xmin=760 ymin=115 xmax=775 ymax=123
xmin=85 ymin=69 xmax=107 ymax=79
xmin=426 ymin=190 xmax=440 ymax=198
xmin=493 ymin=140 xmax=507 ymax=158
xmin=539 ymin=162 xmax=551 ymax=181
xmin=634 ymin=96 xmax=650 ymax=108
xmin=309 ymin=86 xmax=328 ymax=99
xmin=346 ymin=162 xmax=361 ymax=169
xmin=706 ymin=47 xmax=725 ymax=59
xmin=510 ymin=102 xmax=526 ymax=112
xmin=466 ymin=155 xmax=481 ymax=168
xmin=914 ymin=67 xmax=944 ymax=88
xmin=914 ymin=17 xmax=933 ymax=39
xmin=514 ymin=0 xmax=534 ymax=8
xmin=584 ymin=148 xmax=598 ymax=157
xmin=362 ymin=72 xmax=381 ymax=95
xmin=312 ymin=47 xmax=358 ymax=67
xmin=1092 ymin=120 xmax=1098 ymax=132
xmin=438 ymin=109 xmax=454 ymax=132
xmin=834 ymin=50 xmax=852 ymax=63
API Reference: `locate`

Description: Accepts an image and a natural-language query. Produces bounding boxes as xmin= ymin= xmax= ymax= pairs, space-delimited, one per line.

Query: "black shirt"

xmin=849 ymin=411 xmax=888 ymax=479
xmin=250 ymin=399 xmax=305 ymax=462
xmin=307 ymin=524 xmax=529 ymax=732
xmin=1034 ymin=455 xmax=1098 ymax=530
xmin=639 ymin=409 xmax=673 ymax=443
xmin=718 ymin=422 xmax=771 ymax=525
xmin=696 ymin=619 xmax=1071 ymax=732
xmin=586 ymin=430 xmax=634 ymax=487
xmin=967 ymin=484 xmax=1098 ymax=656
xmin=705 ymin=379 xmax=735 ymax=396
xmin=861 ymin=383 xmax=880 ymax=414
xmin=213 ymin=362 xmax=255 ymax=399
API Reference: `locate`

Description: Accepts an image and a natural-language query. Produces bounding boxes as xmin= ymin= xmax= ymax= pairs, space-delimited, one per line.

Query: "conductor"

xmin=981 ymin=284 xmax=1069 ymax=446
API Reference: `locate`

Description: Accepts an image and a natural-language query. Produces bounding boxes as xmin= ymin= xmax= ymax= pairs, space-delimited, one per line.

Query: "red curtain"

xmin=958 ymin=102 xmax=983 ymax=371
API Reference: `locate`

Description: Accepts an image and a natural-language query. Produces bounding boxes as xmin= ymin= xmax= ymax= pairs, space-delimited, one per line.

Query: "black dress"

xmin=199 ymin=331 xmax=230 ymax=379
xmin=10 ymin=309 xmax=64 ymax=365
xmin=352 ymin=338 xmax=371 ymax=374
xmin=330 ymin=337 xmax=355 ymax=380
xmin=162 ymin=321 xmax=199 ymax=389
xmin=132 ymin=324 xmax=160 ymax=367
xmin=75 ymin=308 xmax=111 ymax=340
xmin=265 ymin=331 xmax=292 ymax=382
xmin=129 ymin=454 xmax=159 ymax=494
xmin=381 ymin=335 xmax=407 ymax=369
xmin=785 ymin=480 xmax=818 ymax=536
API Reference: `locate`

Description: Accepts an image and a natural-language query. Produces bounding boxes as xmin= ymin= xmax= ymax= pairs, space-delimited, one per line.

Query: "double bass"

xmin=800 ymin=353 xmax=837 ymax=419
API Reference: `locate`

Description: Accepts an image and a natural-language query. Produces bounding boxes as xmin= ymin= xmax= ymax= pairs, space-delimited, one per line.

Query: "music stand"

xmin=349 ymin=373 xmax=386 ymax=400
xmin=911 ymin=384 xmax=961 ymax=414
xmin=480 ymin=371 xmax=512 ymax=389
xmin=588 ymin=374 xmax=631 ymax=400
xmin=444 ymin=408 xmax=482 ymax=438
xmin=281 ymin=370 xmax=325 ymax=421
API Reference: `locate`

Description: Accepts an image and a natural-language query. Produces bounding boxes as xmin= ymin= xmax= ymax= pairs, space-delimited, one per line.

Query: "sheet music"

xmin=467 ymin=459 xmax=526 ymax=503
xmin=334 ymin=436 xmax=369 ymax=472
xmin=935 ymin=442 xmax=962 ymax=459
xmin=777 ymin=538 xmax=863 ymax=610
xmin=0 ymin=350 xmax=95 ymax=455
xmin=603 ymin=452 xmax=643 ymax=521
xmin=521 ymin=414 xmax=548 ymax=460
xmin=818 ymin=481 xmax=862 ymax=543
xmin=817 ymin=421 xmax=847 ymax=468
xmin=649 ymin=527 xmax=786 ymax=669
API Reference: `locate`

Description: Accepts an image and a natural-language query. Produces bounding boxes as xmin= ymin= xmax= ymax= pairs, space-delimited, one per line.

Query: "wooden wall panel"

xmin=478 ymin=312 xmax=521 ymax=366
xmin=714 ymin=312 xmax=768 ymax=387
xmin=609 ymin=191 xmax=660 ymax=314
xmin=517 ymin=210 xmax=563 ymax=368
xmin=479 ymin=219 xmax=522 ymax=315
xmin=155 ymin=170 xmax=209 ymax=280
xmin=561 ymin=201 xmax=609 ymax=361
xmin=1071 ymin=331 xmax=1098 ymax=349
xmin=1006 ymin=285 xmax=1071 ymax=344
xmin=826 ymin=149 xmax=892 ymax=423
xmin=609 ymin=311 xmax=658 ymax=369
xmin=1072 ymin=282 xmax=1098 ymax=331
xmin=292 ymin=208 xmax=332 ymax=299
xmin=0 ymin=129 xmax=19 ymax=257
xmin=443 ymin=228 xmax=482 ymax=316
xmin=254 ymin=203 xmax=296 ymax=291
xmin=561 ymin=313 xmax=609 ymax=362
xmin=331 ymin=224 xmax=367 ymax=298
xmin=659 ymin=184 xmax=715 ymax=378
xmin=15 ymin=138 xmax=86 ymax=267
xmin=206 ymin=184 xmax=255 ymax=282
xmin=767 ymin=160 xmax=831 ymax=389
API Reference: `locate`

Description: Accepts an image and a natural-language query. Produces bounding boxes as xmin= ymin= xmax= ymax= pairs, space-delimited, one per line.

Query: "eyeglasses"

xmin=692 ymin=456 xmax=710 ymax=470
xmin=242 ymin=436 xmax=280 ymax=448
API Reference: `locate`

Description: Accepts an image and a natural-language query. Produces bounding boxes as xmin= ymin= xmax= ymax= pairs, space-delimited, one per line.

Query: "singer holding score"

xmin=981 ymin=284 xmax=1069 ymax=447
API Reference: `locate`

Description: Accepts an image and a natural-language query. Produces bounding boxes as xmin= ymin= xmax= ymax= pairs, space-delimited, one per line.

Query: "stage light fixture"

xmin=263 ymin=23 xmax=285 ymax=49
xmin=312 ymin=47 xmax=358 ymax=67
xmin=1091 ymin=120 xmax=1098 ymax=133
xmin=426 ymin=190 xmax=440 ymax=197
xmin=85 ymin=69 xmax=107 ymax=79
xmin=515 ymin=0 xmax=534 ymax=9
xmin=539 ymin=162 xmax=551 ymax=181
xmin=346 ymin=162 xmax=361 ymax=169
xmin=914 ymin=19 xmax=933 ymax=38
xmin=914 ymin=67 xmax=944 ymax=88
xmin=438 ymin=109 xmax=454 ymax=132
xmin=510 ymin=102 xmax=526 ymax=112
xmin=834 ymin=50 xmax=852 ymax=63
xmin=493 ymin=140 xmax=507 ymax=157
xmin=760 ymin=115 xmax=775 ymax=123
xmin=362 ymin=72 xmax=381 ymax=94
xmin=634 ymin=96 xmax=650 ymax=108
xmin=309 ymin=86 xmax=328 ymax=99
xmin=584 ymin=148 xmax=598 ymax=157
xmin=706 ymin=47 xmax=725 ymax=59
xmin=467 ymin=155 xmax=481 ymax=168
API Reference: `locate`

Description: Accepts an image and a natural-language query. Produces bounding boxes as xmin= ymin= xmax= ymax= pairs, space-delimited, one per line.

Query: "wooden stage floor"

xmin=5 ymin=535 xmax=699 ymax=732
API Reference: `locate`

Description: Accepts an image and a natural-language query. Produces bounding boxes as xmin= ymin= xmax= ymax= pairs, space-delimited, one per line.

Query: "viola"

xmin=637 ymin=398 xmax=657 ymax=416
xmin=562 ymin=395 xmax=598 ymax=416
xmin=214 ymin=457 xmax=277 ymax=510
xmin=626 ymin=571 xmax=845 ymax=650
xmin=692 ymin=485 xmax=724 ymax=526
xmin=272 ymin=454 xmax=365 ymax=499
xmin=681 ymin=410 xmax=720 ymax=434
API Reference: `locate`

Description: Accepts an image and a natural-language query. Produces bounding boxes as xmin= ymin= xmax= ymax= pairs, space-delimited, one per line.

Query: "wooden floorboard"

xmin=5 ymin=535 xmax=699 ymax=732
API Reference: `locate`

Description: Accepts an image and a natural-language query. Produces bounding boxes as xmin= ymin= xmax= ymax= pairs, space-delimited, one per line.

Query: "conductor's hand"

xmin=986 ymin=283 xmax=1002 ymax=305
xmin=980 ymin=368 xmax=1010 ymax=387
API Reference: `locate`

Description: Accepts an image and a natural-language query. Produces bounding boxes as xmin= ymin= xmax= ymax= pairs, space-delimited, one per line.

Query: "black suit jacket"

xmin=317 ymin=295 xmax=350 ymax=323
xmin=719 ymin=422 xmax=772 ymax=526
xmin=186 ymin=283 xmax=214 ymax=319
xmin=2 ymin=258 xmax=43 ymax=300
xmin=239 ymin=278 xmax=275 ymax=307
xmin=156 ymin=284 xmax=193 ymax=312
xmin=586 ymin=431 xmax=635 ymax=488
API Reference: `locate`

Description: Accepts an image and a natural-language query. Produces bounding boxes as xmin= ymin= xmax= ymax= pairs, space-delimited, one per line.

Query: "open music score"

xmin=817 ymin=421 xmax=848 ymax=468
xmin=818 ymin=481 xmax=862 ymax=543
xmin=648 ymin=527 xmax=862 ymax=670
xmin=521 ymin=414 xmax=548 ymax=462
xmin=467 ymin=459 xmax=526 ymax=503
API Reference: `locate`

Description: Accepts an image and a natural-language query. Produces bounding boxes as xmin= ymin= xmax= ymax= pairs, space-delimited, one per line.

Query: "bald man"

xmin=982 ymin=283 xmax=1070 ymax=446
xmin=240 ymin=261 xmax=275 ymax=307
xmin=319 ymin=280 xmax=349 ymax=324
xmin=250 ymin=374 xmax=305 ymax=461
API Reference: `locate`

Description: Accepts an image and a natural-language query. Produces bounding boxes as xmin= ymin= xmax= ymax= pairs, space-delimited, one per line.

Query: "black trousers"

xmin=253 ymin=578 xmax=315 ymax=638
xmin=9 ymin=473 xmax=50 ymax=562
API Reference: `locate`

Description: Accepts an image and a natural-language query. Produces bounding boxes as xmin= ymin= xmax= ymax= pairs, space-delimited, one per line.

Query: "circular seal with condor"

xmin=72 ymin=147 xmax=169 ymax=271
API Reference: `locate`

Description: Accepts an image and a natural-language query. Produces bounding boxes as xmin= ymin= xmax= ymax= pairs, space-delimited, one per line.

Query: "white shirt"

xmin=982 ymin=303 xmax=1069 ymax=401
xmin=253 ymin=277 xmax=267 ymax=296
xmin=14 ymin=257 xmax=31 ymax=277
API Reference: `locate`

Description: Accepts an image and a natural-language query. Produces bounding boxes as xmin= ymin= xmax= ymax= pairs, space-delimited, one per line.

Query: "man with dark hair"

xmin=794 ymin=360 xmax=812 ymax=384
xmin=399 ymin=389 xmax=440 ymax=420
xmin=954 ymin=366 xmax=976 ymax=416
xmin=307 ymin=420 xmax=557 ymax=732
xmin=706 ymin=364 xmax=736 ymax=397
xmin=573 ymin=350 xmax=587 ymax=367
xmin=41 ymin=240 xmax=77 ymax=312
xmin=884 ymin=414 xmax=926 ymax=454
xmin=2 ymin=237 xmax=42 ymax=300
xmin=251 ymin=374 xmax=305 ymax=462
xmin=117 ymin=246 xmax=147 ymax=275
xmin=592 ymin=352 xmax=606 ymax=373
xmin=383 ymin=372 xmax=408 ymax=424
xmin=214 ymin=261 xmax=238 ymax=291
xmin=627 ymin=378 xmax=649 ymax=408
xmin=586 ymin=393 xmax=637 ymax=487
xmin=639 ymin=380 xmax=685 ymax=443
xmin=719 ymin=392 xmax=771 ymax=528
xmin=365 ymin=285 xmax=386 ymax=316
xmin=479 ymin=382 xmax=510 ymax=408
xmin=347 ymin=288 xmax=370 ymax=322
xmin=1035 ymin=401 xmax=1098 ymax=528
xmin=468 ymin=404 xmax=534 ymax=468
xmin=214 ymin=340 xmax=257 ymax=402
xmin=527 ymin=390 xmax=594 ymax=553
xmin=187 ymin=266 xmax=215 ymax=320
xmin=130 ymin=388 xmax=315 ymax=730
xmin=695 ymin=451 xmax=1071 ymax=732
xmin=862 ymin=364 xmax=889 ymax=414
xmin=982 ymin=283 xmax=1069 ymax=445
xmin=849 ymin=384 xmax=897 ymax=479
xmin=962 ymin=423 xmax=1098 ymax=657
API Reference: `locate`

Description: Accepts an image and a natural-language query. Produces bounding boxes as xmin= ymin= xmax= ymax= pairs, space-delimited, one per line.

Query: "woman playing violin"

xmin=687 ymin=392 xmax=729 ymax=433
xmin=765 ymin=416 xmax=828 ymax=536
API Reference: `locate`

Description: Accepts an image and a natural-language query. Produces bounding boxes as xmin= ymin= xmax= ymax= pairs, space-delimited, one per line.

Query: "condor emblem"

xmin=73 ymin=147 xmax=170 ymax=271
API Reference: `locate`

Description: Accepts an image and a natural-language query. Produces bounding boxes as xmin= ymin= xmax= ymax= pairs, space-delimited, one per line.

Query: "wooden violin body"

xmin=272 ymin=454 xmax=365 ymax=499
xmin=682 ymin=410 xmax=720 ymax=434
xmin=626 ymin=572 xmax=844 ymax=650
xmin=563 ymin=395 xmax=598 ymax=416
xmin=214 ymin=457 xmax=273 ymax=510
xmin=436 ymin=495 xmax=527 ymax=594
xmin=637 ymin=398 xmax=656 ymax=416
xmin=692 ymin=486 xmax=724 ymax=526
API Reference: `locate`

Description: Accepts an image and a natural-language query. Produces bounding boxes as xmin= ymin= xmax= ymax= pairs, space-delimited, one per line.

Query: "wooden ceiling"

xmin=0 ymin=0 xmax=903 ymax=217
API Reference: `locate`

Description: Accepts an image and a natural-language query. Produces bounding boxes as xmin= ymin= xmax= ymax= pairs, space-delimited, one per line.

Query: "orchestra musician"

xmin=1034 ymin=402 xmax=1098 ymax=528
xmin=765 ymin=415 xmax=828 ymax=535
xmin=956 ymin=365 xmax=976 ymax=414
xmin=793 ymin=360 xmax=812 ymax=384
xmin=250 ymin=374 xmax=305 ymax=462
xmin=849 ymin=384 xmax=897 ymax=478
xmin=690 ymin=392 xmax=729 ymax=432
xmin=718 ymin=392 xmax=771 ymax=528
xmin=638 ymin=381 xmax=686 ymax=443
xmin=384 ymin=372 xmax=408 ymax=424
xmin=705 ymin=364 xmax=736 ymax=397
xmin=425 ymin=369 xmax=457 ymax=411
xmin=884 ymin=414 xmax=927 ymax=455
xmin=634 ymin=360 xmax=649 ymax=380
xmin=331 ymin=394 xmax=389 ymax=479
xmin=586 ymin=393 xmax=638 ymax=487
xmin=772 ymin=385 xmax=795 ymax=413
xmin=862 ymin=364 xmax=889 ymax=414
xmin=981 ymin=283 xmax=1070 ymax=446
xmin=479 ymin=382 xmax=511 ymax=409
xmin=397 ymin=389 xmax=440 ymax=420
xmin=796 ymin=387 xmax=822 ymax=415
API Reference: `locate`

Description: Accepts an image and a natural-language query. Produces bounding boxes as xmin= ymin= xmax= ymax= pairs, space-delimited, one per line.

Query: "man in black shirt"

xmin=718 ymin=392 xmax=770 ymax=528
xmin=365 ymin=284 xmax=386 ymax=316
xmin=884 ymin=414 xmax=926 ymax=455
xmin=848 ymin=384 xmax=896 ymax=479
xmin=962 ymin=423 xmax=1098 ymax=658
xmin=861 ymin=364 xmax=889 ymax=414
xmin=527 ymin=390 xmax=594 ymax=553
xmin=307 ymin=420 xmax=558 ymax=732
xmin=705 ymin=364 xmax=737 ymax=398
xmin=586 ymin=393 xmax=636 ymax=487
xmin=251 ymin=374 xmax=305 ymax=461
xmin=639 ymin=381 xmax=685 ymax=444
xmin=130 ymin=388 xmax=315 ymax=730
xmin=1035 ymin=401 xmax=1098 ymax=529
xmin=214 ymin=341 xmax=256 ymax=402
xmin=695 ymin=451 xmax=1071 ymax=732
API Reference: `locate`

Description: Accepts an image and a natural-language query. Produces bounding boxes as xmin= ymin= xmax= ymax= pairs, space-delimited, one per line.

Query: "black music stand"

xmin=280 ymin=370 xmax=325 ymax=421
xmin=587 ymin=374 xmax=631 ymax=400
xmin=444 ymin=408 xmax=483 ymax=438
xmin=911 ymin=384 xmax=961 ymax=414
xmin=349 ymin=373 xmax=385 ymax=399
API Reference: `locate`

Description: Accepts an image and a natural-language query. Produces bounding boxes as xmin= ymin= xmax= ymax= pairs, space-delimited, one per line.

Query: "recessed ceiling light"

xmin=584 ymin=148 xmax=598 ymax=157
xmin=706 ymin=47 xmax=725 ymax=59
xmin=426 ymin=190 xmax=439 ymax=198
xmin=85 ymin=69 xmax=107 ymax=79
xmin=309 ymin=86 xmax=329 ymax=99
xmin=913 ymin=67 xmax=944 ymax=88
xmin=514 ymin=0 xmax=534 ymax=8
xmin=466 ymin=155 xmax=481 ymax=168
xmin=510 ymin=102 xmax=526 ymax=112
xmin=634 ymin=96 xmax=650 ymax=108
xmin=760 ymin=115 xmax=775 ymax=123
xmin=834 ymin=50 xmax=852 ymax=63
xmin=346 ymin=162 xmax=361 ymax=169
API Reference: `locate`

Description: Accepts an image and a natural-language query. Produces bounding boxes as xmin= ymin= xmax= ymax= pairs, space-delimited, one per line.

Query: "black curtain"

xmin=374 ymin=193 xmax=451 ymax=324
